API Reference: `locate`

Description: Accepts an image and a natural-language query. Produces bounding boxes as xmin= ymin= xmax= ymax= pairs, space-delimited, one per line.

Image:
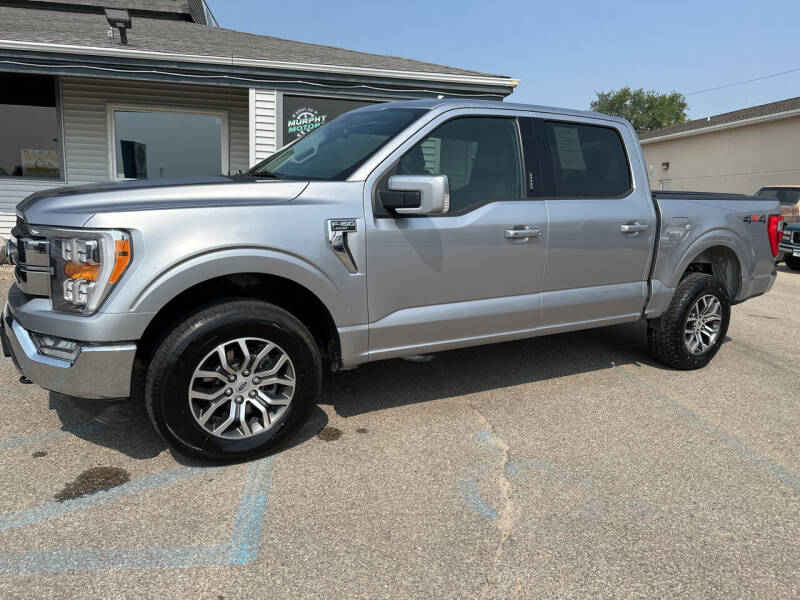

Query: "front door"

xmin=365 ymin=115 xmax=548 ymax=360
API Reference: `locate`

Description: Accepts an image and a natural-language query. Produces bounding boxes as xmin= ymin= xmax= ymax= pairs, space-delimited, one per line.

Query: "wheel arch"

xmin=134 ymin=262 xmax=345 ymax=369
xmin=647 ymin=231 xmax=747 ymax=318
xmin=680 ymin=244 xmax=742 ymax=300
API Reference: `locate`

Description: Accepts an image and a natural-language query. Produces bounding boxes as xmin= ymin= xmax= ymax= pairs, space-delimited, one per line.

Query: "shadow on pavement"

xmin=321 ymin=320 xmax=660 ymax=419
xmin=50 ymin=316 xmax=730 ymax=456
xmin=49 ymin=392 xmax=328 ymax=463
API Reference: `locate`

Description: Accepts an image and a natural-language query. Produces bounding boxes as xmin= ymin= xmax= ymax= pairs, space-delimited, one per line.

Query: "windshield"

xmin=756 ymin=187 xmax=800 ymax=205
xmin=248 ymin=107 xmax=426 ymax=181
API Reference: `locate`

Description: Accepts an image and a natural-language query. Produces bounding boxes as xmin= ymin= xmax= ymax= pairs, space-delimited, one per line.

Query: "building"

xmin=0 ymin=0 xmax=518 ymax=237
xmin=640 ymin=97 xmax=800 ymax=193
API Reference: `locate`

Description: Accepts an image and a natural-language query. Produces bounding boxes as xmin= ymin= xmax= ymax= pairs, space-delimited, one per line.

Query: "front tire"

xmin=785 ymin=255 xmax=800 ymax=271
xmin=647 ymin=273 xmax=731 ymax=370
xmin=145 ymin=299 xmax=322 ymax=462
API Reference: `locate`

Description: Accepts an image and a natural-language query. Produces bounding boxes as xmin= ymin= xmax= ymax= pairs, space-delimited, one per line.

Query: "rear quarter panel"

xmin=646 ymin=195 xmax=780 ymax=317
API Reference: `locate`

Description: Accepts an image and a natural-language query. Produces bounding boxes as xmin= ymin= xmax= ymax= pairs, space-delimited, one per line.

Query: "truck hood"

xmin=784 ymin=222 xmax=800 ymax=232
xmin=17 ymin=175 xmax=309 ymax=228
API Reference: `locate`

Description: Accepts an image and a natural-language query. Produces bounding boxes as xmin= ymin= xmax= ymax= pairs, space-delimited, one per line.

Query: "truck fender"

xmin=647 ymin=228 xmax=748 ymax=318
xmin=125 ymin=247 xmax=352 ymax=327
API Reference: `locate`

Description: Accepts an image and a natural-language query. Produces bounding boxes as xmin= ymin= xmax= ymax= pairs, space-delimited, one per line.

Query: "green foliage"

xmin=590 ymin=87 xmax=688 ymax=132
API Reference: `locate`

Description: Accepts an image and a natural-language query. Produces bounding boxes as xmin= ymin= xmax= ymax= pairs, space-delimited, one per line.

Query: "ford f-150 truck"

xmin=1 ymin=99 xmax=783 ymax=461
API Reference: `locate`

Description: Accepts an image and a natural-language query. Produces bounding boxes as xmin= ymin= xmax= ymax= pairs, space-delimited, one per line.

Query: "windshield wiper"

xmin=249 ymin=169 xmax=282 ymax=179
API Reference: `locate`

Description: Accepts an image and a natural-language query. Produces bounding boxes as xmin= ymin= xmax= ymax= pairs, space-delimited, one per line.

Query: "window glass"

xmin=0 ymin=73 xmax=61 ymax=180
xmin=541 ymin=121 xmax=631 ymax=198
xmin=251 ymin=107 xmax=425 ymax=181
xmin=395 ymin=117 xmax=523 ymax=213
xmin=756 ymin=187 xmax=800 ymax=205
xmin=113 ymin=110 xmax=224 ymax=179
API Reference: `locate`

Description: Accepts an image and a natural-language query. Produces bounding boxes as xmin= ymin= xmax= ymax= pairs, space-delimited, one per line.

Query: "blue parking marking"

xmin=227 ymin=456 xmax=274 ymax=564
xmin=618 ymin=368 xmax=800 ymax=495
xmin=0 ymin=465 xmax=220 ymax=532
xmin=0 ymin=421 xmax=277 ymax=574
xmin=456 ymin=462 xmax=497 ymax=520
xmin=0 ymin=421 xmax=105 ymax=451
xmin=0 ymin=546 xmax=229 ymax=575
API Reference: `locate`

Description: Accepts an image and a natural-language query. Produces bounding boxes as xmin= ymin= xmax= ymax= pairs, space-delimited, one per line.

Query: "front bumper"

xmin=779 ymin=243 xmax=799 ymax=257
xmin=1 ymin=304 xmax=136 ymax=400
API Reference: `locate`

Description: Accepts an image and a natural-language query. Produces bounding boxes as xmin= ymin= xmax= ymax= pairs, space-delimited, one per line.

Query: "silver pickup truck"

xmin=2 ymin=99 xmax=784 ymax=461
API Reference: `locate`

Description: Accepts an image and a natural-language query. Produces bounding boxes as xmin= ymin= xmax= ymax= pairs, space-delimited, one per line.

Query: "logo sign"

xmin=282 ymin=95 xmax=378 ymax=142
xmin=329 ymin=219 xmax=357 ymax=232
xmin=743 ymin=214 xmax=766 ymax=224
xmin=286 ymin=106 xmax=327 ymax=138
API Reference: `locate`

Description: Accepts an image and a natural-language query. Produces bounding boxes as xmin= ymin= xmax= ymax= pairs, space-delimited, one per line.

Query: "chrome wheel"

xmin=684 ymin=294 xmax=722 ymax=355
xmin=188 ymin=337 xmax=295 ymax=439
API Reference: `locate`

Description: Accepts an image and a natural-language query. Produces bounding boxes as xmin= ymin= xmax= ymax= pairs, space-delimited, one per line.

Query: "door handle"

xmin=505 ymin=227 xmax=541 ymax=240
xmin=620 ymin=222 xmax=649 ymax=233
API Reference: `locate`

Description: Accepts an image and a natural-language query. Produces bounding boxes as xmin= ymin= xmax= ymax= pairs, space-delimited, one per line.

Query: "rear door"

xmin=521 ymin=116 xmax=656 ymax=330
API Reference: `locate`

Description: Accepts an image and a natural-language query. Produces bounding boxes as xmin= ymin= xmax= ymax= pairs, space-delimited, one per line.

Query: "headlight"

xmin=39 ymin=228 xmax=131 ymax=315
xmin=783 ymin=230 xmax=792 ymax=242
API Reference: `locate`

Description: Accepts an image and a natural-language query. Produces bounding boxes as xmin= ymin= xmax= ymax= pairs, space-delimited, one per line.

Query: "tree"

xmin=590 ymin=87 xmax=688 ymax=132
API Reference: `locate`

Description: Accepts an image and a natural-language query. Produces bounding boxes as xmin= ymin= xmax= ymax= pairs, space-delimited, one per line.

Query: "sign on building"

xmin=282 ymin=95 xmax=377 ymax=142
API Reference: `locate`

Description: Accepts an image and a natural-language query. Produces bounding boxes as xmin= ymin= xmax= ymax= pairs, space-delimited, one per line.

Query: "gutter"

xmin=640 ymin=107 xmax=800 ymax=144
xmin=0 ymin=39 xmax=520 ymax=89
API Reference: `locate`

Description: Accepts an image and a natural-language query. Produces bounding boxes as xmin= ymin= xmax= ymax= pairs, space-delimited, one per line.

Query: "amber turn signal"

xmin=109 ymin=239 xmax=131 ymax=284
xmin=64 ymin=261 xmax=100 ymax=282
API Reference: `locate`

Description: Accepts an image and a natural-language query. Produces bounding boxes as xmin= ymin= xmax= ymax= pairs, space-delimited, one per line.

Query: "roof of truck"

xmin=359 ymin=98 xmax=633 ymax=127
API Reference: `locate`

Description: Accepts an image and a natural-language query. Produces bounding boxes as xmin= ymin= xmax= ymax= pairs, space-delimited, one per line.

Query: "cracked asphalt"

xmin=0 ymin=264 xmax=798 ymax=599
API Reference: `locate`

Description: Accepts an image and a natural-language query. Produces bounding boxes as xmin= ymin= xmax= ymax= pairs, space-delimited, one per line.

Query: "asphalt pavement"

xmin=0 ymin=264 xmax=798 ymax=599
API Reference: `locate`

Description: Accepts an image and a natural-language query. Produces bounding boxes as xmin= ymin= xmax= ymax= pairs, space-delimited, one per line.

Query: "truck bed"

xmin=653 ymin=190 xmax=759 ymax=202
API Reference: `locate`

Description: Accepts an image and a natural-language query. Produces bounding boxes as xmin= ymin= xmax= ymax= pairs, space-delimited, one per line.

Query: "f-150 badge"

xmin=327 ymin=219 xmax=358 ymax=273
xmin=329 ymin=219 xmax=357 ymax=233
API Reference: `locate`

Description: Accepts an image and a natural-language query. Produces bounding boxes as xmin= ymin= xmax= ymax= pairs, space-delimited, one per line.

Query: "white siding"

xmin=250 ymin=89 xmax=278 ymax=164
xmin=60 ymin=77 xmax=250 ymax=183
xmin=0 ymin=180 xmax=52 ymax=236
xmin=0 ymin=76 xmax=251 ymax=237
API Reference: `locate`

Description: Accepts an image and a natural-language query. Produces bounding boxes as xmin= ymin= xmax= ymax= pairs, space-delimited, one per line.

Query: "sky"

xmin=210 ymin=0 xmax=800 ymax=121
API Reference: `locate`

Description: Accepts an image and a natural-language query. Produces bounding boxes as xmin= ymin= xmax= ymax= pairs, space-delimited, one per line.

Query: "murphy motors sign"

xmin=282 ymin=95 xmax=377 ymax=142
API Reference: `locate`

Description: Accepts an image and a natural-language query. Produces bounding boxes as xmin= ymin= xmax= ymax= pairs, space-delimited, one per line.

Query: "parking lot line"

xmin=0 ymin=465 xmax=222 ymax=533
xmin=0 ymin=456 xmax=275 ymax=574
xmin=0 ymin=421 xmax=105 ymax=451
xmin=0 ymin=546 xmax=230 ymax=575
xmin=617 ymin=366 xmax=800 ymax=495
xmin=227 ymin=456 xmax=275 ymax=564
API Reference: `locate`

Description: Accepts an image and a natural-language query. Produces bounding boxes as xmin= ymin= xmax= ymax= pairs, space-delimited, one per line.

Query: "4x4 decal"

xmin=743 ymin=214 xmax=766 ymax=224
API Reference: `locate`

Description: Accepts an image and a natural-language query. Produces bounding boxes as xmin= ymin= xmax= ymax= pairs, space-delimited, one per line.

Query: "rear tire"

xmin=785 ymin=255 xmax=800 ymax=271
xmin=145 ymin=299 xmax=322 ymax=462
xmin=647 ymin=273 xmax=731 ymax=370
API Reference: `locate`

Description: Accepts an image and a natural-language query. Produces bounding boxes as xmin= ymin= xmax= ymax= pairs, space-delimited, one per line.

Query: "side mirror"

xmin=380 ymin=175 xmax=450 ymax=215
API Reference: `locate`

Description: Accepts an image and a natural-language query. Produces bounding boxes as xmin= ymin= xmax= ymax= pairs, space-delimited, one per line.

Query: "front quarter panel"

xmin=85 ymin=181 xmax=368 ymax=335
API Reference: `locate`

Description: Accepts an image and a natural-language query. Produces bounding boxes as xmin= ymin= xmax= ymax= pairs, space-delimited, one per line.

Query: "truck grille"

xmin=794 ymin=231 xmax=800 ymax=245
xmin=10 ymin=218 xmax=52 ymax=298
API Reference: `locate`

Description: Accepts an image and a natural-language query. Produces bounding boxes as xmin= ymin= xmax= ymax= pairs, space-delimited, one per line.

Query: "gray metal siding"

xmin=0 ymin=76 xmax=250 ymax=236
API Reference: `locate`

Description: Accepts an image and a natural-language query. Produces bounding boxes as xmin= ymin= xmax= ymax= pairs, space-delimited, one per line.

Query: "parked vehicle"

xmin=779 ymin=222 xmax=800 ymax=270
xmin=2 ymin=99 xmax=783 ymax=461
xmin=755 ymin=186 xmax=800 ymax=224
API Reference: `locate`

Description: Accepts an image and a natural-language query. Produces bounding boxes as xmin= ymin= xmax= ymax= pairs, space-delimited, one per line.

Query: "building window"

xmin=0 ymin=73 xmax=62 ymax=180
xmin=110 ymin=108 xmax=228 ymax=180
